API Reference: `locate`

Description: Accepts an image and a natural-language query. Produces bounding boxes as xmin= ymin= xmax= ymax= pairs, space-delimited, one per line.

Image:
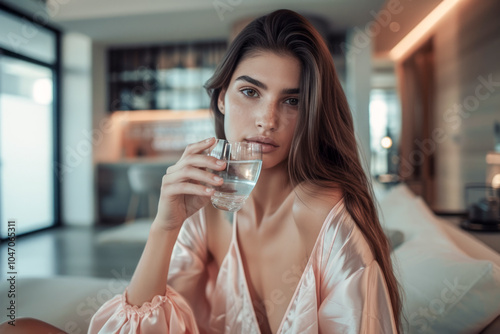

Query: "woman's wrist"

xmin=151 ymin=217 xmax=183 ymax=233
xmin=149 ymin=221 xmax=182 ymax=247
xmin=127 ymin=221 xmax=181 ymax=306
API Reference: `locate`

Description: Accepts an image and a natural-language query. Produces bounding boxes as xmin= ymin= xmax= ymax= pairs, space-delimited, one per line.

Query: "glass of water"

xmin=207 ymin=139 xmax=262 ymax=211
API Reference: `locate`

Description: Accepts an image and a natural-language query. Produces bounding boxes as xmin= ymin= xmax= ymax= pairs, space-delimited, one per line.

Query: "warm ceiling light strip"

xmin=389 ymin=0 xmax=464 ymax=60
xmin=111 ymin=109 xmax=211 ymax=123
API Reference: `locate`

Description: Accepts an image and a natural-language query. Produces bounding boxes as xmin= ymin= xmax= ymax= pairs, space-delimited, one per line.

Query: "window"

xmin=0 ymin=5 xmax=60 ymax=238
xmin=369 ymin=88 xmax=401 ymax=179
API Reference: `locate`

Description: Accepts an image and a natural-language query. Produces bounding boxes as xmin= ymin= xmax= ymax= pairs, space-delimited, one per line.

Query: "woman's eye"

xmin=241 ymin=89 xmax=259 ymax=97
xmin=285 ymin=98 xmax=299 ymax=106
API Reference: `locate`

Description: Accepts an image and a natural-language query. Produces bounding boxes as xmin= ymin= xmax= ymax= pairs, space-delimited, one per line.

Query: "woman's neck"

xmin=246 ymin=162 xmax=294 ymax=226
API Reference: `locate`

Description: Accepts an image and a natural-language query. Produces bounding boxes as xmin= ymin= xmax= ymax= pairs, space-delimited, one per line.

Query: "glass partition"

xmin=0 ymin=5 xmax=59 ymax=239
xmin=0 ymin=56 xmax=55 ymax=236
xmin=0 ymin=9 xmax=57 ymax=65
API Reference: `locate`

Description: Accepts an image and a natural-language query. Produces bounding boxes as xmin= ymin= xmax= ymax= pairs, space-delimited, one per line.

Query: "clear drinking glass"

xmin=207 ymin=139 xmax=262 ymax=211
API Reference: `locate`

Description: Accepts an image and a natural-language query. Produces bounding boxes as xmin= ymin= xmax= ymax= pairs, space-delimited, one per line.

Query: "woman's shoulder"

xmin=292 ymin=182 xmax=343 ymax=222
xmin=292 ymin=182 xmax=343 ymax=251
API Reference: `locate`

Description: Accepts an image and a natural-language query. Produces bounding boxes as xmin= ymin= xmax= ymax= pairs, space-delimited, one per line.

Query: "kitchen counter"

xmin=98 ymin=153 xmax=183 ymax=166
xmin=96 ymin=155 xmax=182 ymax=225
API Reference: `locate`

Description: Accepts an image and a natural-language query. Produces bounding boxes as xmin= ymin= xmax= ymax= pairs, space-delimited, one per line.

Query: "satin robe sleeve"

xmin=88 ymin=210 xmax=211 ymax=334
xmin=317 ymin=214 xmax=398 ymax=334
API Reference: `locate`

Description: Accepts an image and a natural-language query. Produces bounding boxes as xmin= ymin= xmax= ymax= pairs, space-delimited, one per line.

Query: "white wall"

xmin=432 ymin=1 xmax=500 ymax=211
xmin=345 ymin=28 xmax=373 ymax=175
xmin=60 ymin=32 xmax=94 ymax=226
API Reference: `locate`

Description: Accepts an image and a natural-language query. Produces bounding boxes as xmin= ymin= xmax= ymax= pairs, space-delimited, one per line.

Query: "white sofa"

xmin=1 ymin=184 xmax=500 ymax=333
xmin=376 ymin=184 xmax=500 ymax=333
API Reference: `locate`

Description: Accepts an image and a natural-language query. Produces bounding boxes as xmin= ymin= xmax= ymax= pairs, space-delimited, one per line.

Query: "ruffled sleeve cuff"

xmin=88 ymin=286 xmax=199 ymax=334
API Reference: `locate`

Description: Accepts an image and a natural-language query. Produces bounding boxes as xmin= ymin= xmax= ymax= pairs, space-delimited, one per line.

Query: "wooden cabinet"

xmin=108 ymin=42 xmax=227 ymax=112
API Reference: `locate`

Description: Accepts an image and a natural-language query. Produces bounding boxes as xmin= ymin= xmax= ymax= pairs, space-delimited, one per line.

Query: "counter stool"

xmin=125 ymin=165 xmax=164 ymax=224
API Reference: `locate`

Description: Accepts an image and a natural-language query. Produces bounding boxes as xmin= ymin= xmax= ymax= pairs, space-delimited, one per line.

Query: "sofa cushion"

xmin=377 ymin=184 xmax=500 ymax=332
xmin=393 ymin=230 xmax=500 ymax=333
xmin=0 ymin=276 xmax=126 ymax=333
xmin=378 ymin=188 xmax=443 ymax=241
xmin=383 ymin=228 xmax=405 ymax=250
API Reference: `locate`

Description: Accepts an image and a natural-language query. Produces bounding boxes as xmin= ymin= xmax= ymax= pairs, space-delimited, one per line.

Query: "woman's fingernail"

xmin=216 ymin=160 xmax=225 ymax=166
xmin=205 ymin=187 xmax=214 ymax=193
xmin=214 ymin=176 xmax=223 ymax=182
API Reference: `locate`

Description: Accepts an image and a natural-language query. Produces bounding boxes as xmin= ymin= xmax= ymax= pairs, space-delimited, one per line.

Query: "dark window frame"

xmin=0 ymin=3 xmax=62 ymax=239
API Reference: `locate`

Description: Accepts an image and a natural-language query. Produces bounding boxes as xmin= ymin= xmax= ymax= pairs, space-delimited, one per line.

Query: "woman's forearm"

xmin=126 ymin=223 xmax=181 ymax=306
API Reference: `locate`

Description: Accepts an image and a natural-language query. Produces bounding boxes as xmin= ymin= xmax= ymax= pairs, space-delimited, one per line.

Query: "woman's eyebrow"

xmin=235 ymin=75 xmax=299 ymax=94
xmin=281 ymin=88 xmax=300 ymax=95
xmin=235 ymin=75 xmax=267 ymax=89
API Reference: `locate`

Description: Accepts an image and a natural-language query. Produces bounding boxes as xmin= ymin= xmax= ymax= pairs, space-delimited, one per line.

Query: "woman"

xmin=1 ymin=9 xmax=401 ymax=334
xmin=90 ymin=9 xmax=401 ymax=334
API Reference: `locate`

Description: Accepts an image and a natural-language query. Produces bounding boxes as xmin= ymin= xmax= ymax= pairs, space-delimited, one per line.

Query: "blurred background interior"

xmin=1 ymin=0 xmax=500 ymax=279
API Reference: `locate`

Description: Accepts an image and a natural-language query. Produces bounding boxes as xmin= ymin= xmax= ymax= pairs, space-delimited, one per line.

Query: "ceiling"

xmin=2 ymin=0 xmax=443 ymax=57
xmin=373 ymin=0 xmax=442 ymax=58
xmin=45 ymin=0 xmax=388 ymax=45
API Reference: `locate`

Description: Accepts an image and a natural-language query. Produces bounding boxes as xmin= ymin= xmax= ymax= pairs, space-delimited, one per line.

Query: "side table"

xmin=438 ymin=215 xmax=500 ymax=253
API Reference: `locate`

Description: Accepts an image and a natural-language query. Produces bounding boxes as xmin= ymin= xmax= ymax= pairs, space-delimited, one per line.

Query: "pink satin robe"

xmin=89 ymin=199 xmax=397 ymax=333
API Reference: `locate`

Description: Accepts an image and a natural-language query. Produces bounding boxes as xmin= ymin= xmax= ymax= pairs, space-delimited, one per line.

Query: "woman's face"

xmin=218 ymin=51 xmax=301 ymax=169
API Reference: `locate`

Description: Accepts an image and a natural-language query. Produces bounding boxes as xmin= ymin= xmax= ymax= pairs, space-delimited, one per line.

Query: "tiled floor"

xmin=0 ymin=225 xmax=146 ymax=281
xmin=2 ymin=218 xmax=499 ymax=284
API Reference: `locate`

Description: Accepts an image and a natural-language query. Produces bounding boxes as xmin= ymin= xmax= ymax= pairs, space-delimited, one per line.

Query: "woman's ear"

xmin=218 ymin=89 xmax=226 ymax=115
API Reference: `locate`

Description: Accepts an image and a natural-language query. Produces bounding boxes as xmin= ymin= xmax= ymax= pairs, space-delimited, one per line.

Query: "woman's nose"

xmin=256 ymin=103 xmax=278 ymax=132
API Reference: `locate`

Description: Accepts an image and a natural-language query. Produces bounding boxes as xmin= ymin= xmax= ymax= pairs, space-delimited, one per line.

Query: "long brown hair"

xmin=205 ymin=9 xmax=402 ymax=331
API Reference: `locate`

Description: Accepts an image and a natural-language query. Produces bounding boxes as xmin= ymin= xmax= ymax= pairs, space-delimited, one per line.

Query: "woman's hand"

xmin=153 ymin=137 xmax=226 ymax=231
xmin=127 ymin=138 xmax=225 ymax=307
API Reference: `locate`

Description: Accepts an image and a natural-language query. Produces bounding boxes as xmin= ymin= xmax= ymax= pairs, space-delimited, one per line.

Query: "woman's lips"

xmin=257 ymin=142 xmax=279 ymax=153
xmin=245 ymin=137 xmax=279 ymax=153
